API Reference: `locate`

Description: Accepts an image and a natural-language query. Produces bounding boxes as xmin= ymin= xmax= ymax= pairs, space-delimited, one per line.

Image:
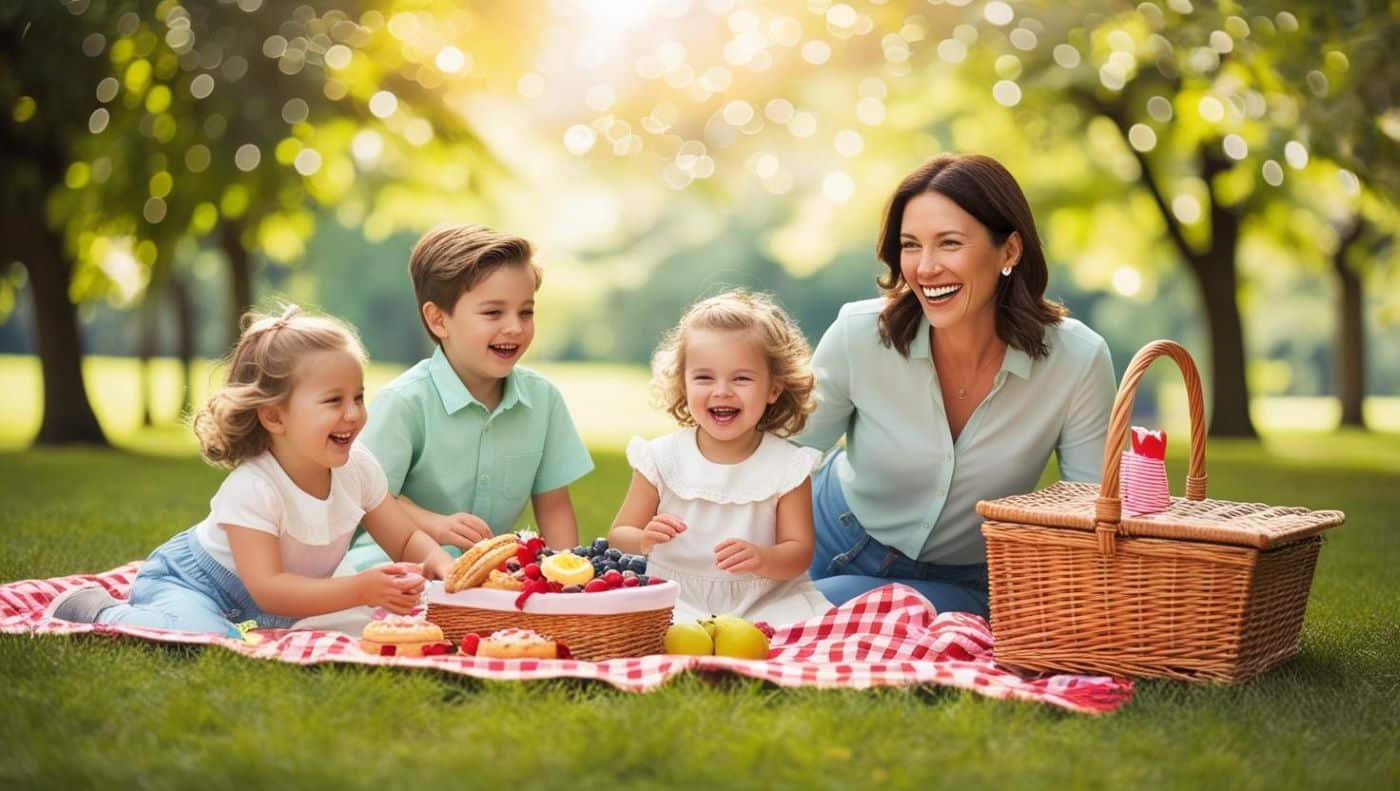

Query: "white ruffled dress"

xmin=627 ymin=428 xmax=832 ymax=626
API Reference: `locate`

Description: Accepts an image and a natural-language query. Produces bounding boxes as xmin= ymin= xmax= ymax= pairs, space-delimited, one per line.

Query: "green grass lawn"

xmin=3 ymin=432 xmax=1397 ymax=788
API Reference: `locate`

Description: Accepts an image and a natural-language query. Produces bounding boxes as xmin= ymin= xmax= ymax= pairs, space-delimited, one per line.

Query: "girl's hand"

xmin=353 ymin=563 xmax=425 ymax=614
xmin=714 ymin=539 xmax=765 ymax=575
xmin=430 ymin=512 xmax=493 ymax=550
xmin=641 ymin=514 xmax=687 ymax=553
xmin=422 ymin=553 xmax=454 ymax=582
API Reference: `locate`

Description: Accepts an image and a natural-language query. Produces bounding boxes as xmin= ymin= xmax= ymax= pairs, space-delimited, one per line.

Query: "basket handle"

xmin=1093 ymin=340 xmax=1209 ymax=556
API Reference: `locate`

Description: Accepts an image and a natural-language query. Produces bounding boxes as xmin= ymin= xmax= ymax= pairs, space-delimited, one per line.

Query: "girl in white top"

xmin=609 ymin=291 xmax=831 ymax=625
xmin=44 ymin=306 xmax=454 ymax=638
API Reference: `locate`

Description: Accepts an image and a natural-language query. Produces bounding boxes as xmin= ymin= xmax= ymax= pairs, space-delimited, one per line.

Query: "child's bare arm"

xmin=363 ymin=496 xmax=456 ymax=581
xmin=397 ymin=495 xmax=492 ymax=550
xmin=226 ymin=525 xmax=423 ymax=616
xmin=608 ymin=471 xmax=683 ymax=554
xmin=531 ymin=486 xmax=580 ymax=549
xmin=715 ymin=478 xmax=814 ymax=580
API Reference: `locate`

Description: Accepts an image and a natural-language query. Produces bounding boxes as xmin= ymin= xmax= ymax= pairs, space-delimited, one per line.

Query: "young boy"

xmin=342 ymin=224 xmax=593 ymax=572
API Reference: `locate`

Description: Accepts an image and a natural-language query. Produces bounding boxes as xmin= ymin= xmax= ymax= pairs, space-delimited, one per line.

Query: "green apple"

xmin=709 ymin=614 xmax=770 ymax=660
xmin=664 ymin=622 xmax=713 ymax=656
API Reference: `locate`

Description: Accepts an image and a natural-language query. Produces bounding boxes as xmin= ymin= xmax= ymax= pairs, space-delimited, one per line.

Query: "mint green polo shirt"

xmin=344 ymin=348 xmax=593 ymax=568
xmin=795 ymin=298 xmax=1116 ymax=566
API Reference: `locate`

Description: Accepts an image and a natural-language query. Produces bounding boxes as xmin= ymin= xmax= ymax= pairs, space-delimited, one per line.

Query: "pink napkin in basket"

xmin=1121 ymin=427 xmax=1170 ymax=516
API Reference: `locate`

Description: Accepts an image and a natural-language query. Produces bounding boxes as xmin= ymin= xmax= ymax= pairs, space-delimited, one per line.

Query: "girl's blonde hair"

xmin=192 ymin=304 xmax=366 ymax=468
xmin=651 ymin=290 xmax=815 ymax=438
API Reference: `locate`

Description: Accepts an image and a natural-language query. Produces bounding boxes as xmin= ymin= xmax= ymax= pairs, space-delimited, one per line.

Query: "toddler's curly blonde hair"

xmin=651 ymin=290 xmax=815 ymax=438
xmin=192 ymin=304 xmax=366 ymax=467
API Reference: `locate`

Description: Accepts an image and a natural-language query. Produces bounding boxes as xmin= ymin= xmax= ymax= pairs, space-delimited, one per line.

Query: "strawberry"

xmin=460 ymin=633 xmax=480 ymax=656
xmin=523 ymin=563 xmax=542 ymax=579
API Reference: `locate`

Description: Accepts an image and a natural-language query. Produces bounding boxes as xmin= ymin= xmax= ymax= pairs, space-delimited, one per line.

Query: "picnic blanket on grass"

xmin=0 ymin=563 xmax=1133 ymax=714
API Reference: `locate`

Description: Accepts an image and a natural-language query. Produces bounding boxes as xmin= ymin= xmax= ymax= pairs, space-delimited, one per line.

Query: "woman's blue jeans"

xmin=809 ymin=453 xmax=989 ymax=618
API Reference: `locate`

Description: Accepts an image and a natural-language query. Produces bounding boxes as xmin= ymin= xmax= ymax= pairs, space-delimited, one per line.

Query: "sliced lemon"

xmin=540 ymin=552 xmax=595 ymax=585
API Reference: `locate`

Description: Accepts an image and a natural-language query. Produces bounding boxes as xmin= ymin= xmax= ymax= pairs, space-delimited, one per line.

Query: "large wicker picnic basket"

xmin=975 ymin=340 xmax=1345 ymax=683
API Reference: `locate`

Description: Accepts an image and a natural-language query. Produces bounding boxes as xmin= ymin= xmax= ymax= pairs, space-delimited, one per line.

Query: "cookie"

xmin=359 ymin=615 xmax=452 ymax=657
xmin=476 ymin=627 xmax=559 ymax=659
xmin=481 ymin=569 xmax=524 ymax=591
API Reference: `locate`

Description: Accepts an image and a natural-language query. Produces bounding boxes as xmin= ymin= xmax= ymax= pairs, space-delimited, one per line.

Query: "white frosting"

xmin=428 ymin=580 xmax=680 ymax=615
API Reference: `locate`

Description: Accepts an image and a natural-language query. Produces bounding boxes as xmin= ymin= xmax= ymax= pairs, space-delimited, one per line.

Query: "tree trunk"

xmin=1333 ymin=218 xmax=1367 ymax=428
xmin=170 ymin=271 xmax=196 ymax=419
xmin=13 ymin=215 xmax=108 ymax=446
xmin=1189 ymin=247 xmax=1257 ymax=438
xmin=139 ymin=288 xmax=159 ymax=427
xmin=219 ymin=218 xmax=254 ymax=347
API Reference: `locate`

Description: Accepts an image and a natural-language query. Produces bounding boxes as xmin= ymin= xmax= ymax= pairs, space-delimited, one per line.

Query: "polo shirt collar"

xmin=428 ymin=347 xmax=532 ymax=415
xmin=912 ymin=317 xmax=1034 ymax=379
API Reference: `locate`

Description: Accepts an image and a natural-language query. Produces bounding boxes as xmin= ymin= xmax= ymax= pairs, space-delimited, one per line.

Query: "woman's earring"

xmin=1001 ymin=266 xmax=1013 ymax=276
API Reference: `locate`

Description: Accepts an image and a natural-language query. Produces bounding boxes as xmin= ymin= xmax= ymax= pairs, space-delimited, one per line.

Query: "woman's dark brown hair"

xmin=875 ymin=154 xmax=1065 ymax=358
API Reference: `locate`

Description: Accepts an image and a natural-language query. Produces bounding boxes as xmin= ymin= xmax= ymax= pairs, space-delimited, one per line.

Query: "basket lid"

xmin=977 ymin=481 xmax=1345 ymax=549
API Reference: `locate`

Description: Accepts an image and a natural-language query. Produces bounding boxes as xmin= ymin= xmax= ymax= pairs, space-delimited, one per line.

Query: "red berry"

xmin=460 ymin=633 xmax=480 ymax=656
xmin=497 ymin=560 xmax=509 ymax=572
xmin=516 ymin=546 xmax=536 ymax=566
xmin=622 ymin=576 xmax=640 ymax=588
xmin=378 ymin=644 xmax=396 ymax=656
xmin=556 ymin=642 xmax=572 ymax=660
xmin=602 ymin=569 xmax=623 ymax=586
xmin=648 ymin=577 xmax=666 ymax=585
xmin=583 ymin=579 xmax=610 ymax=593
xmin=525 ymin=536 xmax=546 ymax=554
xmin=523 ymin=563 xmax=541 ymax=579
xmin=547 ymin=580 xmax=564 ymax=593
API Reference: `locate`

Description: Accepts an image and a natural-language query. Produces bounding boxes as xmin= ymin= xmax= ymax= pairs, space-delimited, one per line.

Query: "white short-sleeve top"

xmin=195 ymin=445 xmax=389 ymax=579
xmin=627 ymin=428 xmax=831 ymax=624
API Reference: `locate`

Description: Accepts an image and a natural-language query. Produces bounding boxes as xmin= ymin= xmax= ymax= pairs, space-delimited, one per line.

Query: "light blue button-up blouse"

xmin=795 ymin=298 xmax=1117 ymax=565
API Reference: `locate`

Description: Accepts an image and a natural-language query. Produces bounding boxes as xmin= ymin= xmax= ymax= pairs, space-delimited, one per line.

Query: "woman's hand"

xmin=714 ymin=539 xmax=767 ymax=575
xmin=428 ymin=512 xmax=493 ymax=550
xmin=641 ymin=514 xmax=687 ymax=553
xmin=353 ymin=562 xmax=425 ymax=614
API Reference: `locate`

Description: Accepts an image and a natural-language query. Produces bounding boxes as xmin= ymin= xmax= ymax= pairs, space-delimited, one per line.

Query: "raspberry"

xmin=514 ymin=578 xmax=549 ymax=609
xmin=516 ymin=545 xmax=537 ymax=566
xmin=523 ymin=563 xmax=541 ymax=579
xmin=547 ymin=580 xmax=564 ymax=593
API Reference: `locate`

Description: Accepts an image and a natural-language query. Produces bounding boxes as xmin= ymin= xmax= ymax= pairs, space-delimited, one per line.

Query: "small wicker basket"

xmin=426 ymin=582 xmax=678 ymax=662
xmin=976 ymin=340 xmax=1345 ymax=683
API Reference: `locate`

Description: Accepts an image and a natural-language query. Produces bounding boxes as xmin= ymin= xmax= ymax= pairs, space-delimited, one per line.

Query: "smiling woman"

xmin=794 ymin=154 xmax=1118 ymax=617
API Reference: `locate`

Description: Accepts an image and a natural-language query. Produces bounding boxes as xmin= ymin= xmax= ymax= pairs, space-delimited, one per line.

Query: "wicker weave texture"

xmin=426 ymin=603 xmax=672 ymax=662
xmin=982 ymin=523 xmax=1321 ymax=682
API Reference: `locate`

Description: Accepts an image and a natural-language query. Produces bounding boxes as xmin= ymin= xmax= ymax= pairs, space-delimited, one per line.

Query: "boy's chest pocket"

xmin=501 ymin=451 xmax=544 ymax=506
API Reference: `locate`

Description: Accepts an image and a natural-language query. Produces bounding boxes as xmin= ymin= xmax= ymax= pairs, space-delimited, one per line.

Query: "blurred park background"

xmin=3 ymin=0 xmax=1397 ymax=452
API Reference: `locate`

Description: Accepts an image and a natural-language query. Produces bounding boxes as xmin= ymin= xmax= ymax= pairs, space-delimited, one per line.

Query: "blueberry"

xmin=605 ymin=548 xmax=623 ymax=561
xmin=572 ymin=546 xmax=589 ymax=558
xmin=539 ymin=547 xmax=555 ymax=557
xmin=636 ymin=575 xmax=650 ymax=586
xmin=561 ymin=584 xmax=583 ymax=593
xmin=628 ymin=557 xmax=648 ymax=574
xmin=505 ymin=559 xmax=522 ymax=573
xmin=592 ymin=538 xmax=610 ymax=553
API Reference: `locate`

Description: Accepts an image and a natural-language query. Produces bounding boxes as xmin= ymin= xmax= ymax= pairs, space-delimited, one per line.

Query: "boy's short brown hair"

xmin=408 ymin=224 xmax=543 ymax=342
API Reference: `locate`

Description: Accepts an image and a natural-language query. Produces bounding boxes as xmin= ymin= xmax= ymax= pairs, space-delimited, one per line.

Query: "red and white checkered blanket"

xmin=0 ymin=563 xmax=1133 ymax=714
